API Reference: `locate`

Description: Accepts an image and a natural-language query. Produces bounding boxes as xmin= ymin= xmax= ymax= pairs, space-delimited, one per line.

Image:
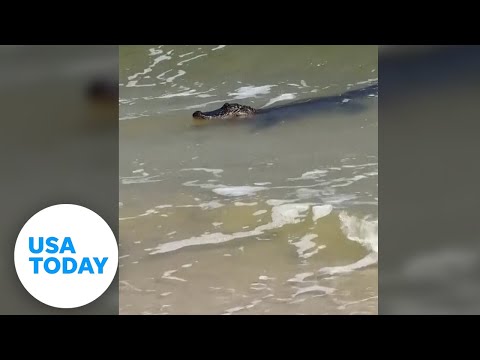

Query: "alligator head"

xmin=192 ymin=103 xmax=257 ymax=120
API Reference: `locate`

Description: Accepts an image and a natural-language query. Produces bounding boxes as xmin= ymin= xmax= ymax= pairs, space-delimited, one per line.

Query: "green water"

xmin=119 ymin=45 xmax=378 ymax=315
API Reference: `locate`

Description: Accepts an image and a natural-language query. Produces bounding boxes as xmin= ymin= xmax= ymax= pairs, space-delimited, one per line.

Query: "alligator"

xmin=192 ymin=82 xmax=378 ymax=129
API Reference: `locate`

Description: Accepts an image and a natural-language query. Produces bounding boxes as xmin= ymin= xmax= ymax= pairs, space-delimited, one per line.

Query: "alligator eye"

xmin=223 ymin=103 xmax=230 ymax=107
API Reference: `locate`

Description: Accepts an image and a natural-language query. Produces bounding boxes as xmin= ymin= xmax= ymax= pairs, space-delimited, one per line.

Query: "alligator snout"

xmin=192 ymin=111 xmax=206 ymax=119
xmin=192 ymin=102 xmax=257 ymax=121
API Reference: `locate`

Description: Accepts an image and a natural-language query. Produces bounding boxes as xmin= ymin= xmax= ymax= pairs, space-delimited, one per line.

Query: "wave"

xmin=318 ymin=211 xmax=378 ymax=276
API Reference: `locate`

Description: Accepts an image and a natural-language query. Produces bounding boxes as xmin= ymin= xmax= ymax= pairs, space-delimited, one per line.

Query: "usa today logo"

xmin=14 ymin=204 xmax=118 ymax=309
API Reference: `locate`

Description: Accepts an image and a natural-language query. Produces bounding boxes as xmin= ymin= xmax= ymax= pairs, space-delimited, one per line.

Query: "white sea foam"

xmin=288 ymin=169 xmax=328 ymax=181
xmin=120 ymin=175 xmax=164 ymax=185
xmin=126 ymin=53 xmax=172 ymax=86
xmin=166 ymin=69 xmax=186 ymax=82
xmin=266 ymin=199 xmax=296 ymax=206
xmin=312 ymin=205 xmax=333 ymax=221
xmin=177 ymin=201 xmax=224 ymax=210
xmin=149 ymin=202 xmax=313 ymax=254
xmin=262 ymin=93 xmax=296 ymax=108
xmin=341 ymin=162 xmax=377 ymax=169
xmin=339 ymin=211 xmax=378 ymax=253
xmin=125 ymin=80 xmax=156 ymax=87
xmin=291 ymin=234 xmax=322 ymax=259
xmin=293 ymin=285 xmax=335 ymax=297
xmin=179 ymin=51 xmax=194 ymax=58
xmin=148 ymin=46 xmax=163 ymax=56
xmin=318 ymin=252 xmax=378 ymax=276
xmin=212 ymin=186 xmax=268 ymax=197
xmin=180 ymin=168 xmax=224 ymax=177
xmin=162 ymin=269 xmax=186 ymax=282
xmin=228 ymin=85 xmax=276 ymax=99
xmin=287 ymin=272 xmax=314 ymax=283
xmin=296 ymin=188 xmax=322 ymax=199
xmin=234 ymin=202 xmax=258 ymax=206
xmin=177 ymin=54 xmax=207 ymax=66
xmin=318 ymin=212 xmax=378 ymax=276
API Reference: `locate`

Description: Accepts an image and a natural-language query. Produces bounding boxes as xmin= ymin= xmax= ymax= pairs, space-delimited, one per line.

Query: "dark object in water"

xmin=193 ymin=103 xmax=257 ymax=120
xmin=87 ymin=79 xmax=118 ymax=102
xmin=192 ymin=82 xmax=378 ymax=128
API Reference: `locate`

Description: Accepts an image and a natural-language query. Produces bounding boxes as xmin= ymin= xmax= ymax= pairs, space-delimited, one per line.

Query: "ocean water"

xmin=119 ymin=45 xmax=378 ymax=315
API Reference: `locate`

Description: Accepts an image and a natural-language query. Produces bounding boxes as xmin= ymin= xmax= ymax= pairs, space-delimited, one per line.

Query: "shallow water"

xmin=119 ymin=45 xmax=378 ymax=315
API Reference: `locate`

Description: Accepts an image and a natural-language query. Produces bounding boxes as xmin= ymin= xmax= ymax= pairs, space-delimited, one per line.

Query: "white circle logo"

xmin=14 ymin=204 xmax=118 ymax=309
